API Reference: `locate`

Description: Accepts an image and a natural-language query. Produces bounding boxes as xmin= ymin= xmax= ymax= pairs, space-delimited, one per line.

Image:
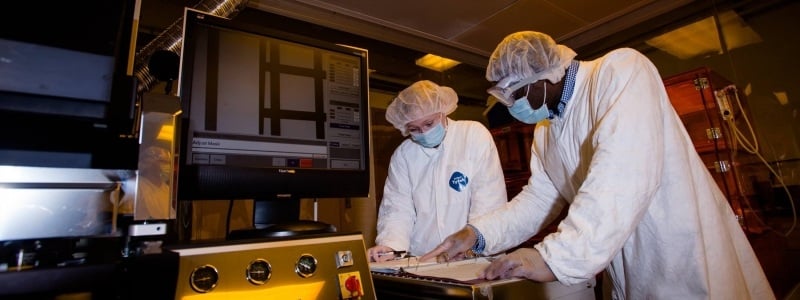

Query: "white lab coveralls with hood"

xmin=377 ymin=119 xmax=507 ymax=257
xmin=472 ymin=48 xmax=774 ymax=299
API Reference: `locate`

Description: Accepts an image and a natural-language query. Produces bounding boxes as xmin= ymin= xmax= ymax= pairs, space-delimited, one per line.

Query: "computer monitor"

xmin=176 ymin=9 xmax=371 ymax=206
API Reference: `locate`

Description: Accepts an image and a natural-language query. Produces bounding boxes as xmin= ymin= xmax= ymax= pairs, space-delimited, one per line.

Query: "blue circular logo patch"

xmin=449 ymin=171 xmax=469 ymax=192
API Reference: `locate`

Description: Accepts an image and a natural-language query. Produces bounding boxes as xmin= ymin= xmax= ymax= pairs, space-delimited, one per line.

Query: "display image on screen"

xmin=177 ymin=10 xmax=370 ymax=200
xmin=185 ymin=21 xmax=364 ymax=171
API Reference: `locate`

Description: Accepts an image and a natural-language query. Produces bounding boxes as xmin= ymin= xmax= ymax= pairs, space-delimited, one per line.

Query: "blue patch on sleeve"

xmin=449 ymin=171 xmax=469 ymax=192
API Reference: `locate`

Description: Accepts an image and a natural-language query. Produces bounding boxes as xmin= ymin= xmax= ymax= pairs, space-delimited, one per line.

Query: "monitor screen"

xmin=177 ymin=9 xmax=370 ymax=200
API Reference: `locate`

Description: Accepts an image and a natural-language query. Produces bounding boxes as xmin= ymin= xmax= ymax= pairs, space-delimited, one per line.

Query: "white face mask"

xmin=508 ymin=83 xmax=550 ymax=124
xmin=411 ymin=121 xmax=446 ymax=147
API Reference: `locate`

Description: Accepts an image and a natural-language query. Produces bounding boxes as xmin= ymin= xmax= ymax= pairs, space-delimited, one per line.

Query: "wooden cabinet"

xmin=490 ymin=122 xmax=535 ymax=197
xmin=662 ymin=67 xmax=764 ymax=233
xmin=490 ymin=122 xmax=564 ymax=245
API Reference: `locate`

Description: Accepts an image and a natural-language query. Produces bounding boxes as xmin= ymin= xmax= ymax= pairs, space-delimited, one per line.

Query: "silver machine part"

xmin=133 ymin=93 xmax=181 ymax=222
xmin=0 ymin=166 xmax=134 ymax=241
xmin=0 ymin=93 xmax=180 ymax=241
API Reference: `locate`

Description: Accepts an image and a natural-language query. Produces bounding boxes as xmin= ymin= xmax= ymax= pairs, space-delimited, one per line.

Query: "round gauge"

xmin=246 ymin=259 xmax=272 ymax=285
xmin=295 ymin=254 xmax=318 ymax=278
xmin=190 ymin=265 xmax=219 ymax=293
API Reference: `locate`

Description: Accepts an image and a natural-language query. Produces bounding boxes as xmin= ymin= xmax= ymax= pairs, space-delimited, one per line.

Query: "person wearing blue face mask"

xmin=500 ymin=76 xmax=560 ymax=125
xmin=421 ymin=31 xmax=774 ymax=299
xmin=366 ymin=80 xmax=508 ymax=262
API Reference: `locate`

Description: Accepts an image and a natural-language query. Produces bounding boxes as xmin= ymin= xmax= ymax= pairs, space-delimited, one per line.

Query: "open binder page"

xmin=369 ymin=256 xmax=437 ymax=273
xmin=370 ymin=256 xmax=513 ymax=283
xmin=409 ymin=257 xmax=492 ymax=282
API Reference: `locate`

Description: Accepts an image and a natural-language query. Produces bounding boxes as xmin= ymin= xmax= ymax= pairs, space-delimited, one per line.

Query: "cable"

xmin=225 ymin=199 xmax=234 ymax=239
xmin=708 ymin=1 xmax=796 ymax=236
xmin=717 ymin=85 xmax=796 ymax=236
xmin=718 ymin=86 xmax=759 ymax=154
xmin=313 ymin=198 xmax=319 ymax=221
xmin=110 ymin=182 xmax=122 ymax=234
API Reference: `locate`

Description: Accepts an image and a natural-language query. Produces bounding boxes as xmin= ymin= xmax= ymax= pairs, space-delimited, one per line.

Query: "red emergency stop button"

xmin=338 ymin=271 xmax=364 ymax=299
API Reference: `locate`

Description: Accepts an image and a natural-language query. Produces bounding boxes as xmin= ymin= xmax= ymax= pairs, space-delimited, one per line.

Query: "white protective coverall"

xmin=472 ymin=48 xmax=774 ymax=299
xmin=377 ymin=119 xmax=508 ymax=256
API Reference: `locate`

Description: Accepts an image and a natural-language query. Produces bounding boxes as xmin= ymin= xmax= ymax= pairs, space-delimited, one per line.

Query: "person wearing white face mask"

xmin=421 ymin=31 xmax=774 ymax=299
xmin=366 ymin=80 xmax=508 ymax=262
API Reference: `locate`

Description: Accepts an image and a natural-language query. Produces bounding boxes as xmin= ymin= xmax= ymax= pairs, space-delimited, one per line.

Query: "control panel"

xmin=169 ymin=233 xmax=375 ymax=299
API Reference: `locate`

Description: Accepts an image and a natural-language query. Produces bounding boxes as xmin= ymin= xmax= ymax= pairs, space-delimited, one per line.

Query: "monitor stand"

xmin=227 ymin=197 xmax=336 ymax=240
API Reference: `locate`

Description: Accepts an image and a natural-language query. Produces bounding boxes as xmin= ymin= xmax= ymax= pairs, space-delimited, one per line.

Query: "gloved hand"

xmin=479 ymin=248 xmax=556 ymax=282
xmin=367 ymin=245 xmax=397 ymax=262
xmin=419 ymin=226 xmax=477 ymax=263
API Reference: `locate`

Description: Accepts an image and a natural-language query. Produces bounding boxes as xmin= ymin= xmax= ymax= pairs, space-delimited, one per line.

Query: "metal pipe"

xmin=133 ymin=0 xmax=250 ymax=94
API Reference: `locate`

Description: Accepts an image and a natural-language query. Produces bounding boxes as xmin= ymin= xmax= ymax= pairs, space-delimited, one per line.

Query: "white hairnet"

xmin=486 ymin=31 xmax=577 ymax=84
xmin=386 ymin=80 xmax=458 ymax=136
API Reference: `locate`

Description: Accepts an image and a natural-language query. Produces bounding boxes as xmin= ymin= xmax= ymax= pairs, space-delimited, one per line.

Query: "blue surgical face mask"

xmin=411 ymin=121 xmax=446 ymax=148
xmin=508 ymin=83 xmax=550 ymax=124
